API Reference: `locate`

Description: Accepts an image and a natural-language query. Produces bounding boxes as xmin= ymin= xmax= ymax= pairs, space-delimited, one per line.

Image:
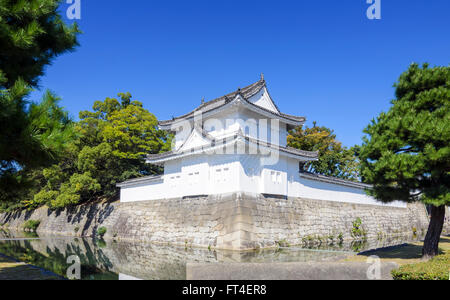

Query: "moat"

xmin=0 ymin=230 xmax=424 ymax=280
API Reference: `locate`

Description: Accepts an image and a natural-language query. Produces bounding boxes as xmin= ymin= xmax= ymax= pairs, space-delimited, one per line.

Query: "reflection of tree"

xmin=351 ymin=240 xmax=368 ymax=253
xmin=0 ymin=239 xmax=117 ymax=280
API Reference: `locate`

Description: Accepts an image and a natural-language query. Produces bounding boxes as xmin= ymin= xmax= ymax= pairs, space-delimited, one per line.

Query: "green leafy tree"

xmin=25 ymin=93 xmax=172 ymax=209
xmin=287 ymin=122 xmax=360 ymax=181
xmin=360 ymin=63 xmax=449 ymax=258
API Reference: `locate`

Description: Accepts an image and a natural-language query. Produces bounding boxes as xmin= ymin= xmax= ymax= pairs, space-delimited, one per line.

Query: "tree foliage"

xmin=0 ymin=0 xmax=80 ymax=199
xmin=360 ymin=63 xmax=449 ymax=258
xmin=0 ymin=90 xmax=74 ymax=171
xmin=360 ymin=63 xmax=449 ymax=206
xmin=287 ymin=122 xmax=360 ymax=181
xmin=0 ymin=89 xmax=75 ymax=208
xmin=0 ymin=0 xmax=80 ymax=88
xmin=21 ymin=94 xmax=172 ymax=209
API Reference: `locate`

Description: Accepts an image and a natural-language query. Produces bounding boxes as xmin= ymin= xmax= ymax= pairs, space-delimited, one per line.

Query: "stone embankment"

xmin=1 ymin=193 xmax=447 ymax=250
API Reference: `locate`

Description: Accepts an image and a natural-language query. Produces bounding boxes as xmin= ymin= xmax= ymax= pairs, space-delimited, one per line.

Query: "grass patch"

xmin=392 ymin=253 xmax=450 ymax=280
xmin=342 ymin=236 xmax=450 ymax=266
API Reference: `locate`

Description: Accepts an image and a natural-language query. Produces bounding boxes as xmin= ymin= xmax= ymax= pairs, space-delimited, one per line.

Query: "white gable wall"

xmin=177 ymin=128 xmax=212 ymax=152
xmin=247 ymin=87 xmax=279 ymax=113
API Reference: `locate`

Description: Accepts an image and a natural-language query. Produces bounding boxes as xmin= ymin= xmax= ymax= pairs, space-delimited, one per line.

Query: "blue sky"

xmin=31 ymin=0 xmax=449 ymax=147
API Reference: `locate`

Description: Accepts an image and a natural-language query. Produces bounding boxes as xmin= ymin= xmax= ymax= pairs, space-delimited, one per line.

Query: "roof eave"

xmin=299 ymin=172 xmax=372 ymax=190
xmin=146 ymin=135 xmax=318 ymax=165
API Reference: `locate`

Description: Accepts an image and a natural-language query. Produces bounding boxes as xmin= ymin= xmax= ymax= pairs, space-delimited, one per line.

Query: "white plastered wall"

xmin=121 ymin=155 xmax=406 ymax=208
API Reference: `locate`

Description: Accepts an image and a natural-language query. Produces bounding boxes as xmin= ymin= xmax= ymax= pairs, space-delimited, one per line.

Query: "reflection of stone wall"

xmin=0 ymin=234 xmax=429 ymax=280
xmin=0 ymin=193 xmax=443 ymax=250
xmin=1 ymin=237 xmax=345 ymax=280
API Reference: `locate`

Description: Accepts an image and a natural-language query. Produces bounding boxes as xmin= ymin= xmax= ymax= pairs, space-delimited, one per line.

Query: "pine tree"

xmin=360 ymin=63 xmax=450 ymax=258
xmin=0 ymin=0 xmax=80 ymax=203
xmin=0 ymin=0 xmax=80 ymax=88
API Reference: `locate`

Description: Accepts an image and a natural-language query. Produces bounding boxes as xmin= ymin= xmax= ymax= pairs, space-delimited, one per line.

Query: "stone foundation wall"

xmin=0 ymin=193 xmax=447 ymax=250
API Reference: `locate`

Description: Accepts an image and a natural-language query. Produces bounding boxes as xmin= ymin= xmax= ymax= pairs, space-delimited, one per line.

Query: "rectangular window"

xmin=215 ymin=169 xmax=222 ymax=183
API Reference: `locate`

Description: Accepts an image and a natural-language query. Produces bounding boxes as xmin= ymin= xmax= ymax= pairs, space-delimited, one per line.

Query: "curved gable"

xmin=247 ymin=86 xmax=279 ymax=114
xmin=177 ymin=125 xmax=213 ymax=152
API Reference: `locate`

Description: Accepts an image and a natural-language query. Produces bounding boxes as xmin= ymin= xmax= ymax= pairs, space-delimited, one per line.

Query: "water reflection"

xmin=0 ymin=229 xmax=423 ymax=280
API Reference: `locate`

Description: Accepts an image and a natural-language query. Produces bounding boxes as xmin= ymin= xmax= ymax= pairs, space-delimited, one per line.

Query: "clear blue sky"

xmin=31 ymin=0 xmax=449 ymax=147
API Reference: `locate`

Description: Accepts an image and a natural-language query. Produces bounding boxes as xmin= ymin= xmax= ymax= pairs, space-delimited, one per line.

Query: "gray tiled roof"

xmin=299 ymin=172 xmax=372 ymax=190
xmin=159 ymin=79 xmax=306 ymax=126
xmin=116 ymin=175 xmax=163 ymax=188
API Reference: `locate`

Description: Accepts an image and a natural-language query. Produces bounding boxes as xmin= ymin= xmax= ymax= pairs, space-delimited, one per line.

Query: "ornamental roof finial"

xmin=260 ymin=73 xmax=264 ymax=81
xmin=201 ymin=97 xmax=205 ymax=105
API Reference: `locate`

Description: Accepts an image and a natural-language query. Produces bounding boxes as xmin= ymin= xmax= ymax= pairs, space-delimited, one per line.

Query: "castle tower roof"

xmin=158 ymin=78 xmax=306 ymax=130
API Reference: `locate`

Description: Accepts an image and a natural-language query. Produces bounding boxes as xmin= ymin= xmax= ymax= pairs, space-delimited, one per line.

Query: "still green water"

xmin=0 ymin=230 xmax=421 ymax=280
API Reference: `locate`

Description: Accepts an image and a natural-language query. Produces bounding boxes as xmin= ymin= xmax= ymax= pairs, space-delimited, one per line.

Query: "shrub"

xmin=50 ymin=172 xmax=101 ymax=208
xmin=351 ymin=218 xmax=366 ymax=239
xmin=23 ymin=220 xmax=41 ymax=232
xmin=276 ymin=239 xmax=290 ymax=248
xmin=25 ymin=190 xmax=59 ymax=209
xmin=97 ymin=227 xmax=107 ymax=238
xmin=392 ymin=253 xmax=450 ymax=280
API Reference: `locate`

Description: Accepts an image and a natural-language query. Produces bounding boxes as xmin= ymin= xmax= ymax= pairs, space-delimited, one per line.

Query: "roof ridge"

xmin=195 ymin=78 xmax=265 ymax=110
xmin=159 ymin=78 xmax=307 ymax=128
xmin=159 ymin=78 xmax=267 ymax=125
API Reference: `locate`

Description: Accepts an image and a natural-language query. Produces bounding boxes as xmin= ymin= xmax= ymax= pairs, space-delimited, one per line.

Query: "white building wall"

xmin=120 ymin=155 xmax=242 ymax=202
xmin=121 ymin=155 xmax=406 ymax=208
xmin=120 ymin=180 xmax=167 ymax=203
xmin=236 ymin=155 xmax=261 ymax=194
xmin=285 ymin=157 xmax=406 ymax=208
xmin=207 ymin=155 xmax=241 ymax=195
